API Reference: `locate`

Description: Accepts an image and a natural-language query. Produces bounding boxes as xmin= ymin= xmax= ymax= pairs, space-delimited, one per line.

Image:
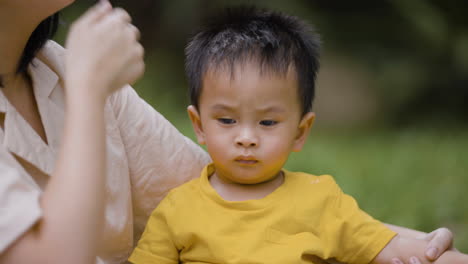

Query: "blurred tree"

xmin=60 ymin=0 xmax=467 ymax=127
xmin=111 ymin=0 xmax=164 ymax=50
xmin=302 ymin=0 xmax=468 ymax=126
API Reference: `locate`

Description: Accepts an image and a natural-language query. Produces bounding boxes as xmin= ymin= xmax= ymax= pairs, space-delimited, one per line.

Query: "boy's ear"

xmin=293 ymin=112 xmax=315 ymax=152
xmin=187 ymin=105 xmax=206 ymax=145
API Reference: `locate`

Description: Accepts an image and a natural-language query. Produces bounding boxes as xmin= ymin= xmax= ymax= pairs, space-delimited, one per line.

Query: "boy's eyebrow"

xmin=211 ymin=104 xmax=286 ymax=113
xmin=257 ymin=106 xmax=286 ymax=113
xmin=211 ymin=104 xmax=235 ymax=112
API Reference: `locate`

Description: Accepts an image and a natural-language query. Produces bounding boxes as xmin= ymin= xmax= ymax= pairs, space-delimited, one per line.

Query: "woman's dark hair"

xmin=0 ymin=13 xmax=59 ymax=87
xmin=19 ymin=14 xmax=60 ymax=73
xmin=185 ymin=6 xmax=321 ymax=116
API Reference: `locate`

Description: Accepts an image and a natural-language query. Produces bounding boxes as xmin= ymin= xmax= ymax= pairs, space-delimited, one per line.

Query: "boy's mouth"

xmin=235 ymin=156 xmax=258 ymax=165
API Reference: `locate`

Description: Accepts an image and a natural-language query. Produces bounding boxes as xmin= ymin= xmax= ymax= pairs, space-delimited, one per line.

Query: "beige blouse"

xmin=0 ymin=41 xmax=210 ymax=263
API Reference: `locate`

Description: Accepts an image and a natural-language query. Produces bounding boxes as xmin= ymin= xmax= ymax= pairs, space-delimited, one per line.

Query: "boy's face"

xmin=188 ymin=61 xmax=315 ymax=185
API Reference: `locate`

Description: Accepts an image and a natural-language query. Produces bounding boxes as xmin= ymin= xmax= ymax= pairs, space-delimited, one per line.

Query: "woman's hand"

xmin=65 ymin=0 xmax=144 ymax=102
xmin=391 ymin=227 xmax=456 ymax=264
xmin=423 ymin=227 xmax=456 ymax=260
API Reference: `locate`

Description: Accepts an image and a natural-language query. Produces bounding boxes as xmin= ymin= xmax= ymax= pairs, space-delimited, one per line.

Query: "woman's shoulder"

xmin=35 ymin=40 xmax=66 ymax=78
xmin=39 ymin=40 xmax=66 ymax=57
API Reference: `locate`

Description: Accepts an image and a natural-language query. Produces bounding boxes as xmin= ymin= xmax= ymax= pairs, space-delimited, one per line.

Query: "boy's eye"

xmin=218 ymin=118 xmax=236 ymax=124
xmin=259 ymin=120 xmax=277 ymax=126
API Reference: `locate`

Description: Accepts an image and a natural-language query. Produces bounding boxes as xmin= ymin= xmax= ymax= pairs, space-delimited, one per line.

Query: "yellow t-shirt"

xmin=129 ymin=164 xmax=396 ymax=264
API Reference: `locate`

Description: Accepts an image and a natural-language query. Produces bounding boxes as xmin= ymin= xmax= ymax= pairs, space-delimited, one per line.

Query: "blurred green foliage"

xmin=56 ymin=0 xmax=468 ymax=252
xmin=59 ymin=0 xmax=468 ymax=127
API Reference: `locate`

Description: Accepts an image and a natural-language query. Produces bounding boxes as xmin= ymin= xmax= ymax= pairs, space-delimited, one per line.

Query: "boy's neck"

xmin=209 ymin=170 xmax=285 ymax=202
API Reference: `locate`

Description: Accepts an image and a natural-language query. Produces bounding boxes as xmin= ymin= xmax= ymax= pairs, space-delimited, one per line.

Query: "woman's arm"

xmin=385 ymin=224 xmax=455 ymax=261
xmin=371 ymin=234 xmax=467 ymax=264
xmin=326 ymin=225 xmax=456 ymax=264
xmin=0 ymin=2 xmax=144 ymax=264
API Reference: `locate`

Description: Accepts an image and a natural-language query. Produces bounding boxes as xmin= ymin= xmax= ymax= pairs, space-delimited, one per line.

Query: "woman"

xmin=0 ymin=1 xmax=456 ymax=263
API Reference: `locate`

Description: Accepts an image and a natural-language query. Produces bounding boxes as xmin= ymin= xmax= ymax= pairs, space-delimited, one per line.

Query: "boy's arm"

xmin=128 ymin=197 xmax=179 ymax=264
xmin=371 ymin=234 xmax=468 ymax=264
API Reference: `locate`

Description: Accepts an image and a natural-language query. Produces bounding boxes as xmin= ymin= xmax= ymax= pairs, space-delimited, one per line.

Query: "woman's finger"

xmin=110 ymin=7 xmax=132 ymax=24
xmin=409 ymin=256 xmax=422 ymax=264
xmin=80 ymin=0 xmax=112 ymax=24
xmin=391 ymin=258 xmax=404 ymax=264
xmin=128 ymin=24 xmax=141 ymax=41
xmin=425 ymin=227 xmax=454 ymax=260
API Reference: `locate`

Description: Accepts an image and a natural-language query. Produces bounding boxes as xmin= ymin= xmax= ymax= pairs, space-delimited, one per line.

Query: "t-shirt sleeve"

xmin=0 ymin=147 xmax=42 ymax=253
xmin=109 ymin=86 xmax=211 ymax=241
xmin=321 ymin=176 xmax=397 ymax=264
xmin=128 ymin=195 xmax=179 ymax=264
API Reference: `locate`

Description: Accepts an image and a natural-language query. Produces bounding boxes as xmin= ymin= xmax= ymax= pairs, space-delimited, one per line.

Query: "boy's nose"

xmin=235 ymin=129 xmax=258 ymax=147
xmin=236 ymin=140 xmax=257 ymax=147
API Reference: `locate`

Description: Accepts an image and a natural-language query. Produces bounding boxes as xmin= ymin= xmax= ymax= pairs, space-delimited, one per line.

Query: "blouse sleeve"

xmin=109 ymin=86 xmax=211 ymax=241
xmin=0 ymin=146 xmax=42 ymax=253
xmin=320 ymin=176 xmax=397 ymax=264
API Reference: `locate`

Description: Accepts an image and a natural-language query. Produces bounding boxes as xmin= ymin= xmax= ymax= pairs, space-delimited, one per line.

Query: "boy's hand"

xmin=65 ymin=0 xmax=145 ymax=102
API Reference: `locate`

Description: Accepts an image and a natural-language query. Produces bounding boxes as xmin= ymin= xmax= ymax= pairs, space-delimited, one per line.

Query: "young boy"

xmin=129 ymin=6 xmax=467 ymax=264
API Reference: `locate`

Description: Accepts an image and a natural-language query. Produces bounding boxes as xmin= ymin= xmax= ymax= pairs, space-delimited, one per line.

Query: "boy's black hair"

xmin=185 ymin=6 xmax=320 ymax=116
xmin=0 ymin=14 xmax=59 ymax=87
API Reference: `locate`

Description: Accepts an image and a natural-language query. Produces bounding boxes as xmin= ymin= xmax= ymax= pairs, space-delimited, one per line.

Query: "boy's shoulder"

xmin=164 ymin=176 xmax=202 ymax=202
xmin=151 ymin=176 xmax=203 ymax=218
xmin=284 ymin=170 xmax=338 ymax=189
xmin=283 ymin=170 xmax=345 ymax=202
